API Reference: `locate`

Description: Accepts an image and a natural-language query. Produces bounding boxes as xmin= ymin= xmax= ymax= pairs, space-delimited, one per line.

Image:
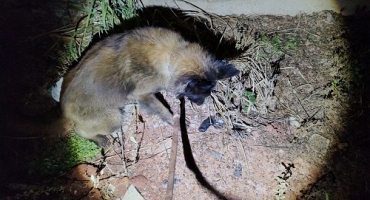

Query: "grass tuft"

xmin=53 ymin=0 xmax=139 ymax=66
xmin=29 ymin=134 xmax=100 ymax=177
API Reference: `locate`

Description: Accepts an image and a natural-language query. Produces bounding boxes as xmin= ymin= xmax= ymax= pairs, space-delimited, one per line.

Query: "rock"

xmin=234 ymin=163 xmax=242 ymax=178
xmin=288 ymin=117 xmax=301 ymax=128
xmin=308 ymin=134 xmax=330 ymax=154
xmin=121 ymin=185 xmax=144 ymax=200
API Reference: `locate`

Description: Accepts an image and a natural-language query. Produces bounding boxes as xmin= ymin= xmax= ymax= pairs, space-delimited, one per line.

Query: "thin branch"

xmin=165 ymin=107 xmax=181 ymax=200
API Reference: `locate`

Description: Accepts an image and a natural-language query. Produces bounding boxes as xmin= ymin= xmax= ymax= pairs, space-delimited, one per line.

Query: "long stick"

xmin=165 ymin=101 xmax=181 ymax=200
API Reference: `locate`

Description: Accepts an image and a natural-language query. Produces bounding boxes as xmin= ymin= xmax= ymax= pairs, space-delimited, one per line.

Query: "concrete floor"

xmin=140 ymin=0 xmax=369 ymax=16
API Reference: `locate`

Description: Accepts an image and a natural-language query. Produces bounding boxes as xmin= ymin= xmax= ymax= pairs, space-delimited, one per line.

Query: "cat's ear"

xmin=213 ymin=60 xmax=240 ymax=79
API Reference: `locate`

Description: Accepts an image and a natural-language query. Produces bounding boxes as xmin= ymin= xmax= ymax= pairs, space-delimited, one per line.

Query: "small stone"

xmin=288 ymin=117 xmax=301 ymax=128
xmin=122 ymin=185 xmax=144 ymax=200
xmin=234 ymin=163 xmax=242 ymax=178
xmin=210 ymin=150 xmax=223 ymax=160
xmin=162 ymin=177 xmax=181 ymax=187
xmin=308 ymin=134 xmax=330 ymax=154
xmin=325 ymin=12 xmax=334 ymax=24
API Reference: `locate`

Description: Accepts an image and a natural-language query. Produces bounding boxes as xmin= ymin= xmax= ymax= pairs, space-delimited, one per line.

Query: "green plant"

xmin=283 ymin=37 xmax=298 ymax=50
xmin=60 ymin=0 xmax=139 ymax=65
xmin=307 ymin=34 xmax=317 ymax=42
xmin=331 ymin=78 xmax=340 ymax=87
xmin=243 ymin=90 xmax=256 ymax=111
xmin=258 ymin=35 xmax=283 ymax=57
xmin=273 ymin=176 xmax=288 ymax=200
xmin=330 ymin=78 xmax=345 ymax=98
xmin=29 ymin=134 xmax=100 ymax=176
xmin=320 ymin=190 xmax=330 ymax=200
xmin=273 ymin=163 xmax=294 ymax=200
xmin=272 ymin=35 xmax=282 ymax=50
xmin=258 ymin=35 xmax=298 ymax=59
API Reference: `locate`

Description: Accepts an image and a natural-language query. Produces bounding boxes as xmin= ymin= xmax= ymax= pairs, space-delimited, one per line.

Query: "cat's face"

xmin=178 ymin=60 xmax=239 ymax=105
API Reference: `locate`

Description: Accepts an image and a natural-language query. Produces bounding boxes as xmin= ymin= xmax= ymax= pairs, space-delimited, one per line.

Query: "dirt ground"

xmin=1 ymin=1 xmax=370 ymax=200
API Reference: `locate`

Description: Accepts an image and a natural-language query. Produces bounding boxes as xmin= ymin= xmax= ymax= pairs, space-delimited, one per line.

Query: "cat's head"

xmin=178 ymin=60 xmax=239 ymax=105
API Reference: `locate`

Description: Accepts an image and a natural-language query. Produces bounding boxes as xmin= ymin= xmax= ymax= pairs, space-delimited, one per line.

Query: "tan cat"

xmin=61 ymin=27 xmax=239 ymax=147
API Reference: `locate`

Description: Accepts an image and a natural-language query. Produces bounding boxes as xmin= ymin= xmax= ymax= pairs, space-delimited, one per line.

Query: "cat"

xmin=61 ymin=27 xmax=239 ymax=147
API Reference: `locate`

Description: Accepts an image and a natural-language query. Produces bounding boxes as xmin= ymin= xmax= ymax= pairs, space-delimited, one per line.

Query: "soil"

xmin=1 ymin=1 xmax=370 ymax=200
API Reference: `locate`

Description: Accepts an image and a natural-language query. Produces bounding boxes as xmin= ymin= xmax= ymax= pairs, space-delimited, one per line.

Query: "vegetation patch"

xmin=29 ymin=134 xmax=100 ymax=177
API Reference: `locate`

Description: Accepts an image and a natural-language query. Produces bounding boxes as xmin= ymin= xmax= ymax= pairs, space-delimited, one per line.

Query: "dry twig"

xmin=165 ymin=107 xmax=181 ymax=200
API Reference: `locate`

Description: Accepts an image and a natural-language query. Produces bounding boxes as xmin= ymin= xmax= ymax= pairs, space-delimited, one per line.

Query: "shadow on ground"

xmin=299 ymin=10 xmax=370 ymax=199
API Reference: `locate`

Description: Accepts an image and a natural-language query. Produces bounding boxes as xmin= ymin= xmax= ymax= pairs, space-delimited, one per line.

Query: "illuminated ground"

xmin=0 ymin=1 xmax=369 ymax=200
